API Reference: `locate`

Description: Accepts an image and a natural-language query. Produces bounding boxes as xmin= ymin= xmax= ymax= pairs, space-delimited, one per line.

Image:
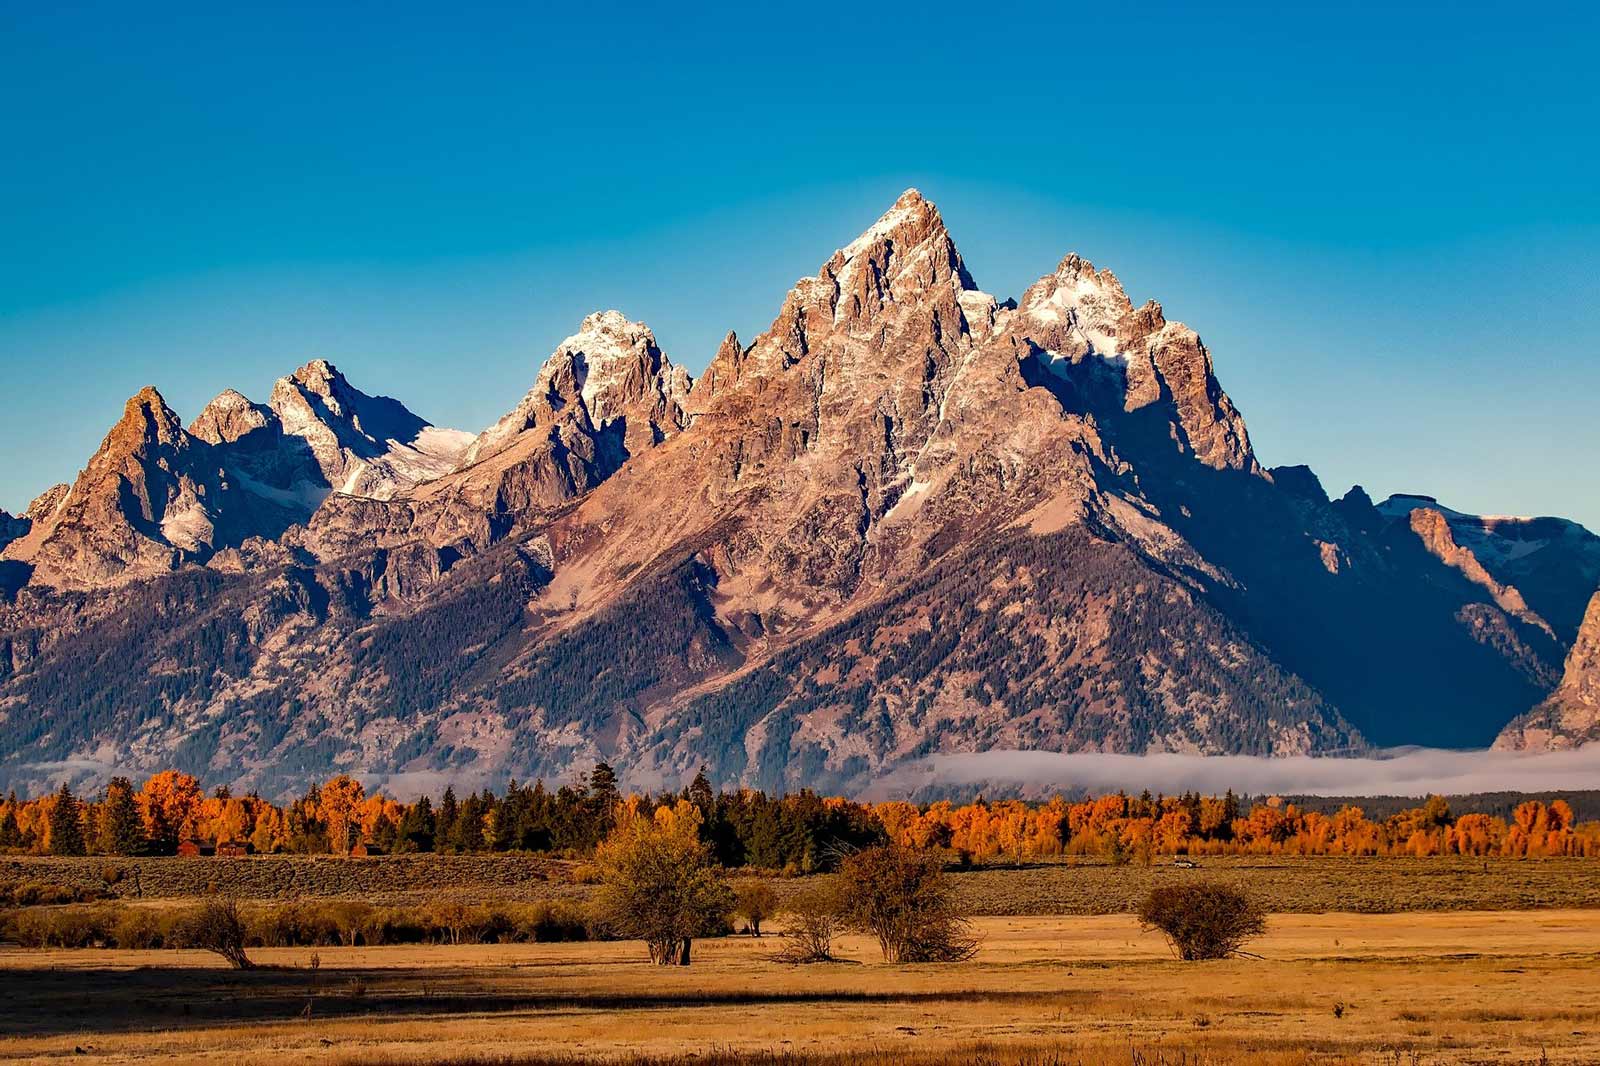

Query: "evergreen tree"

xmin=48 ymin=783 xmax=87 ymax=856
xmin=0 ymin=792 xmax=22 ymax=850
xmin=395 ymin=796 xmax=435 ymax=853
xmin=437 ymin=787 xmax=459 ymax=850
xmin=451 ymin=792 xmax=487 ymax=852
xmin=688 ymin=766 xmax=714 ymax=812
xmin=589 ymin=762 xmax=619 ymax=805
xmin=98 ymin=776 xmax=146 ymax=856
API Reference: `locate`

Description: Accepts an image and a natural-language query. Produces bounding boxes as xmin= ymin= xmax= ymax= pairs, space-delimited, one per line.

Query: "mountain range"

xmin=2 ymin=190 xmax=1596 ymax=796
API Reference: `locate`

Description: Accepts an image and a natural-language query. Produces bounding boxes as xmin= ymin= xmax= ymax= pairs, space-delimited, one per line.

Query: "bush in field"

xmin=112 ymin=907 xmax=167 ymax=949
xmin=1137 ymin=882 xmax=1266 ymax=961
xmin=177 ymin=896 xmax=254 ymax=969
xmin=512 ymin=900 xmax=593 ymax=943
xmin=594 ymin=799 xmax=734 ymax=966
xmin=10 ymin=906 xmax=112 ymax=948
xmin=772 ymin=886 xmax=840 ymax=964
xmin=835 ymin=845 xmax=978 ymax=963
xmin=734 ymin=881 xmax=779 ymax=937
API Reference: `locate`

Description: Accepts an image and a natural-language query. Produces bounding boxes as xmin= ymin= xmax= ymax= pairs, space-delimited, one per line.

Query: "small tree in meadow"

xmin=179 ymin=896 xmax=254 ymax=969
xmin=835 ymin=844 xmax=977 ymax=963
xmin=734 ymin=880 xmax=779 ymax=937
xmin=594 ymin=799 xmax=733 ymax=966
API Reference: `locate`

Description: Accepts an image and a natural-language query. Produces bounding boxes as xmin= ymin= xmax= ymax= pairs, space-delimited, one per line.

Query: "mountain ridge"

xmin=0 ymin=190 xmax=1593 ymax=794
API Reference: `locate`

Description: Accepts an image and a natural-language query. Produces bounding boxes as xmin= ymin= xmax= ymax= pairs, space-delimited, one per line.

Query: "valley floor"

xmin=1 ymin=910 xmax=1595 ymax=1065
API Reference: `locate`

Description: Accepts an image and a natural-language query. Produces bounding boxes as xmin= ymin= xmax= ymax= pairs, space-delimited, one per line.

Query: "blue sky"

xmin=3 ymin=2 xmax=1597 ymax=527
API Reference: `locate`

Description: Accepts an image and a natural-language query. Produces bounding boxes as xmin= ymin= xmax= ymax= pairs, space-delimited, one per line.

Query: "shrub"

xmin=835 ymin=845 xmax=978 ymax=963
xmin=112 ymin=907 xmax=166 ymax=949
xmin=176 ymin=897 xmax=254 ymax=969
xmin=324 ymin=901 xmax=374 ymax=946
xmin=1137 ymin=882 xmax=1266 ymax=960
xmin=513 ymin=900 xmax=593 ymax=943
xmin=772 ymin=886 xmax=840 ymax=964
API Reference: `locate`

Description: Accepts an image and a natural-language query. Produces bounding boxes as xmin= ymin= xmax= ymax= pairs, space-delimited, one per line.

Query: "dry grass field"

xmin=6 ymin=855 xmax=1599 ymax=913
xmin=1 ymin=910 xmax=1596 ymax=1066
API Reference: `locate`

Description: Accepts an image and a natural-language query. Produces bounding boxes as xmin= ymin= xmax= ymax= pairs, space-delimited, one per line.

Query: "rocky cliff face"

xmin=1377 ymin=494 xmax=1600 ymax=643
xmin=0 ymin=190 xmax=1592 ymax=794
xmin=4 ymin=388 xmax=225 ymax=589
xmin=1496 ymin=591 xmax=1600 ymax=749
xmin=0 ymin=366 xmax=474 ymax=591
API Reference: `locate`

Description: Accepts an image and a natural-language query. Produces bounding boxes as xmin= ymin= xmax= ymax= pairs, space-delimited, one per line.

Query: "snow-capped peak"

xmin=1019 ymin=254 xmax=1132 ymax=358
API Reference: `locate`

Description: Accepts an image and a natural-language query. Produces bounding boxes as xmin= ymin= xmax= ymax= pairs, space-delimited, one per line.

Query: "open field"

xmin=6 ymin=855 xmax=1600 ymax=913
xmin=1 ymin=910 xmax=1596 ymax=1065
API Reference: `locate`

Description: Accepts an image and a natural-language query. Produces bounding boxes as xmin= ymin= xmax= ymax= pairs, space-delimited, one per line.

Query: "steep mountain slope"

xmin=1376 ymin=494 xmax=1600 ymax=643
xmin=0 ymin=190 xmax=1591 ymax=795
xmin=0 ymin=510 xmax=23 ymax=553
xmin=1495 ymin=591 xmax=1600 ymax=749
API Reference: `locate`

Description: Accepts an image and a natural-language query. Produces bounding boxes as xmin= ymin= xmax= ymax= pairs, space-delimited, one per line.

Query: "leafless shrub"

xmin=835 ymin=845 xmax=978 ymax=963
xmin=1137 ymin=882 xmax=1265 ymax=961
xmin=771 ymin=886 xmax=840 ymax=964
xmin=177 ymin=896 xmax=254 ymax=969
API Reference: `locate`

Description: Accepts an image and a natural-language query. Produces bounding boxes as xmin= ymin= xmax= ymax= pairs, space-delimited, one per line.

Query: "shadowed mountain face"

xmin=0 ymin=191 xmax=1593 ymax=795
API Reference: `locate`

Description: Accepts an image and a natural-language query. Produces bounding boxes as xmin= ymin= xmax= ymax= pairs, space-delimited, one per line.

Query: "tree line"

xmin=3 ymin=766 xmax=1598 ymax=861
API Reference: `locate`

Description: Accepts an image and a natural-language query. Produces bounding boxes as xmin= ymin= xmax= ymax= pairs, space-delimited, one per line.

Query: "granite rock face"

xmin=1495 ymin=592 xmax=1600 ymax=749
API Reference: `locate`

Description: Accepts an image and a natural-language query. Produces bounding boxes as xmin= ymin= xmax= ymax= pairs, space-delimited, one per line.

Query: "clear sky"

xmin=3 ymin=2 xmax=1596 ymax=528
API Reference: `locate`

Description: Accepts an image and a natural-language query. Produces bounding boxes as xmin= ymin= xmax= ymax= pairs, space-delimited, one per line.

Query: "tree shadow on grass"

xmin=0 ymin=964 xmax=1081 ymax=1038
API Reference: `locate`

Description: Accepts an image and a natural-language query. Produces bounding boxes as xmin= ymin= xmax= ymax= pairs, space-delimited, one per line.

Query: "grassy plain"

xmin=2 ymin=910 xmax=1596 ymax=1065
xmin=5 ymin=854 xmax=1599 ymax=913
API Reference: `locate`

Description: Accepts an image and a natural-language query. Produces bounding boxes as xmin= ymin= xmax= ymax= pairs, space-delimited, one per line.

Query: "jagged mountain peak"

xmin=824 ymin=190 xmax=975 ymax=316
xmin=458 ymin=310 xmax=688 ymax=474
xmin=189 ymin=388 xmax=272 ymax=445
xmin=551 ymin=310 xmax=682 ymax=427
xmin=114 ymin=386 xmax=188 ymax=451
xmin=265 ymin=360 xmax=472 ymax=499
xmin=23 ymin=483 xmax=70 ymax=521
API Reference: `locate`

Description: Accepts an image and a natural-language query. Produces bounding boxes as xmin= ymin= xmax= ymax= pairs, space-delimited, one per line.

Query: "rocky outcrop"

xmin=9 ymin=388 xmax=219 ymax=589
xmin=1379 ymin=494 xmax=1600 ymax=642
xmin=267 ymin=360 xmax=474 ymax=500
xmin=1496 ymin=591 xmax=1600 ymax=748
xmin=1404 ymin=507 xmax=1554 ymax=637
xmin=0 ymin=510 xmax=24 ymax=552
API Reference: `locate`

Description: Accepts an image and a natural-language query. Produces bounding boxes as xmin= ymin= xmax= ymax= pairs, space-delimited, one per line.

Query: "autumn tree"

xmin=594 ymin=799 xmax=733 ymax=965
xmin=138 ymin=771 xmax=203 ymax=853
xmin=835 ymin=844 xmax=977 ymax=962
xmin=317 ymin=775 xmax=366 ymax=853
xmin=1138 ymin=882 xmax=1265 ymax=960
xmin=47 ymin=783 xmax=86 ymax=856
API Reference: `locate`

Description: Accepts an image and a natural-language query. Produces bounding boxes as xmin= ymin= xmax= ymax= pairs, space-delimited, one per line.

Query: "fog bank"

xmin=865 ymin=747 xmax=1600 ymax=801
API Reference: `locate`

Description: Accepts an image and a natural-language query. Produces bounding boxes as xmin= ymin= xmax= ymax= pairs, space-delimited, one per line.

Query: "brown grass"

xmin=0 ymin=911 xmax=1595 ymax=1065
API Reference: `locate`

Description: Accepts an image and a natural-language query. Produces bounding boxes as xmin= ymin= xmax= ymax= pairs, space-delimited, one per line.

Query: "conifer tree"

xmin=48 ymin=783 xmax=87 ymax=856
xmin=99 ymin=776 xmax=146 ymax=856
